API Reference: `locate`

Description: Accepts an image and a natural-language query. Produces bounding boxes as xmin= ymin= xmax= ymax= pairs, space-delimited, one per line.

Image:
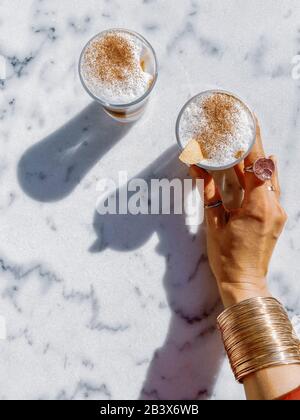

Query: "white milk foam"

xmin=179 ymin=93 xmax=255 ymax=168
xmin=80 ymin=31 xmax=153 ymax=105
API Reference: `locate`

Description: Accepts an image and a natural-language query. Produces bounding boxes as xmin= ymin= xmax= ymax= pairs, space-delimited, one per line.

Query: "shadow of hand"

xmin=91 ymin=146 xmax=224 ymax=400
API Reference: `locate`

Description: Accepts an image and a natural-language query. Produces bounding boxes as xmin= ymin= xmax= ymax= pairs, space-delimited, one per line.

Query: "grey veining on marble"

xmin=0 ymin=0 xmax=300 ymax=400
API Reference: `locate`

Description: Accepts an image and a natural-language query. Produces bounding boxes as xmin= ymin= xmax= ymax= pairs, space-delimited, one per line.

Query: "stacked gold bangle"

xmin=217 ymin=297 xmax=300 ymax=383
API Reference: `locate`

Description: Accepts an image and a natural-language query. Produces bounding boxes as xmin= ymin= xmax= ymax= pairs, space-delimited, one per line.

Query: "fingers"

xmin=243 ymin=118 xmax=281 ymax=209
xmin=189 ymin=165 xmax=219 ymax=203
xmin=234 ymin=161 xmax=246 ymax=190
xmin=269 ymin=155 xmax=281 ymax=199
xmin=241 ymin=117 xmax=281 ymax=218
xmin=244 ymin=119 xmax=266 ymax=194
xmin=189 ymin=165 xmax=226 ymax=227
xmin=244 ymin=117 xmax=265 ymax=165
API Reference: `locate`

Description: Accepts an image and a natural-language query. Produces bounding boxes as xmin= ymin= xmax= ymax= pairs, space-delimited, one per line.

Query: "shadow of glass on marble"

xmin=91 ymin=145 xmax=225 ymax=400
xmin=18 ymin=102 xmax=134 ymax=202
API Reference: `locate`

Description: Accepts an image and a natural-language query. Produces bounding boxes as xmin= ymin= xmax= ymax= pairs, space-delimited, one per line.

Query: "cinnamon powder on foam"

xmin=84 ymin=33 xmax=138 ymax=85
xmin=196 ymin=93 xmax=244 ymax=160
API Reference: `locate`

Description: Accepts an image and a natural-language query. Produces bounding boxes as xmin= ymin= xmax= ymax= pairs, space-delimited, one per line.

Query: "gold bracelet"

xmin=217 ymin=297 xmax=300 ymax=383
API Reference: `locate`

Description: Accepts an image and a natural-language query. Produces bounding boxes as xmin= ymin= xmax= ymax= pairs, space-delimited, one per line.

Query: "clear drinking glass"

xmin=176 ymin=90 xmax=256 ymax=209
xmin=79 ymin=29 xmax=158 ymax=123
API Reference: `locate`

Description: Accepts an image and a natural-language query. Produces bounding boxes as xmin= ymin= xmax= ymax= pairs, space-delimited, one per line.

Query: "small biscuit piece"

xmin=179 ymin=139 xmax=204 ymax=165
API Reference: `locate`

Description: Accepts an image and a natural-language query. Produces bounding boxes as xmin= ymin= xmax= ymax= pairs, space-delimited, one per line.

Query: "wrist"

xmin=219 ymin=281 xmax=272 ymax=308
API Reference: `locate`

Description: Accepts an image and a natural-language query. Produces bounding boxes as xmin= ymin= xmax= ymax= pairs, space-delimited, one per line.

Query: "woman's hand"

xmin=190 ymin=121 xmax=300 ymax=401
xmin=190 ymin=121 xmax=287 ymax=307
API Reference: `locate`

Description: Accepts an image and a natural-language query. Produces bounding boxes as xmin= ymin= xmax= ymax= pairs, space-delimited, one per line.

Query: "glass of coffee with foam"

xmin=176 ymin=90 xmax=256 ymax=209
xmin=79 ymin=29 xmax=158 ymax=123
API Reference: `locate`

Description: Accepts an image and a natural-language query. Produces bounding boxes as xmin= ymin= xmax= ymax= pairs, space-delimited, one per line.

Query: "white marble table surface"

xmin=0 ymin=0 xmax=300 ymax=400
